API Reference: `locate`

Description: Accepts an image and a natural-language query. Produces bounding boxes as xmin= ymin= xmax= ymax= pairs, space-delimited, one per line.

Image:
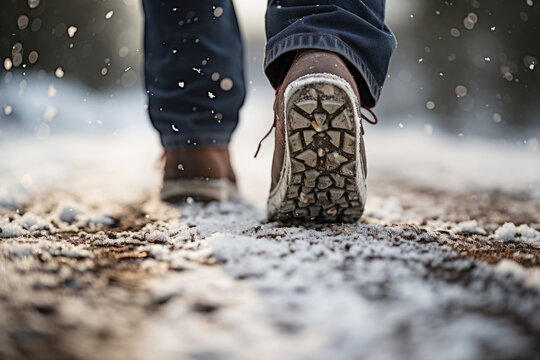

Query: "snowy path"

xmin=1 ymin=94 xmax=540 ymax=359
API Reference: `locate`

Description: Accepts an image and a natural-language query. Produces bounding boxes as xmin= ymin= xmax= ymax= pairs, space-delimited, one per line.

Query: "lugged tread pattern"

xmin=272 ymin=82 xmax=365 ymax=223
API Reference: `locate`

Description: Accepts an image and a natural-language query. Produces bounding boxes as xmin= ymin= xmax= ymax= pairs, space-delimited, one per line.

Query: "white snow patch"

xmin=18 ymin=212 xmax=50 ymax=232
xmin=517 ymin=224 xmax=540 ymax=245
xmin=19 ymin=212 xmax=43 ymax=228
xmin=90 ymin=215 xmax=114 ymax=226
xmin=43 ymin=241 xmax=91 ymax=259
xmin=0 ymin=223 xmax=26 ymax=238
xmin=495 ymin=222 xmax=517 ymax=241
xmin=56 ymin=201 xmax=85 ymax=223
xmin=494 ymin=222 xmax=540 ymax=246
xmin=145 ymin=230 xmax=170 ymax=243
xmin=454 ymin=220 xmax=486 ymax=235
xmin=365 ymin=196 xmax=404 ymax=222
xmin=495 ymin=259 xmax=540 ymax=288
xmin=3 ymin=239 xmax=91 ymax=258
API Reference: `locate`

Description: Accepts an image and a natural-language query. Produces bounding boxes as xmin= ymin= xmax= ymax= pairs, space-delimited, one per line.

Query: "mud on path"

xmin=1 ymin=166 xmax=540 ymax=360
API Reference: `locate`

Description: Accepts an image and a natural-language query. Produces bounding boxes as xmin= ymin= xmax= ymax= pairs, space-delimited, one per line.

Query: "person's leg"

xmin=142 ymin=0 xmax=245 ymax=148
xmin=142 ymin=0 xmax=246 ymax=201
xmin=265 ymin=0 xmax=395 ymax=107
xmin=264 ymin=1 xmax=395 ymax=222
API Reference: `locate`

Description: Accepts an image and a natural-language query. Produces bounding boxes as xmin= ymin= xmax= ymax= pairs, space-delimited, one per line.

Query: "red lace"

xmin=360 ymin=106 xmax=378 ymax=125
xmin=253 ymin=85 xmax=378 ymax=158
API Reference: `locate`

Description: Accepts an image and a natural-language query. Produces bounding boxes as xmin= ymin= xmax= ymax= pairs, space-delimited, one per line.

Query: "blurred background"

xmin=0 ymin=0 xmax=539 ymax=141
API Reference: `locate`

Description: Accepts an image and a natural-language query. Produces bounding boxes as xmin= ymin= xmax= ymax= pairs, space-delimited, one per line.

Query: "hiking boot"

xmin=160 ymin=147 xmax=237 ymax=202
xmin=267 ymin=50 xmax=368 ymax=222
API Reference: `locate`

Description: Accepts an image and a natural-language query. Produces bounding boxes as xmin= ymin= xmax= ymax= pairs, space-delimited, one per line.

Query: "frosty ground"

xmin=1 ymin=85 xmax=540 ymax=359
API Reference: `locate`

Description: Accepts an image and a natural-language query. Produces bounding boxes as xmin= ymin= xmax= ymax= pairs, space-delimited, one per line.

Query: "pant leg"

xmin=264 ymin=0 xmax=395 ymax=108
xmin=142 ymin=0 xmax=246 ymax=148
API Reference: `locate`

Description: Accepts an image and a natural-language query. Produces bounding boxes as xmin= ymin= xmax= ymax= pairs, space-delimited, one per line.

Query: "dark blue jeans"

xmin=142 ymin=0 xmax=395 ymax=149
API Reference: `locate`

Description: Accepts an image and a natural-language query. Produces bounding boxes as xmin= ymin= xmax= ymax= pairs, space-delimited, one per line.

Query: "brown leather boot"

xmin=160 ymin=147 xmax=237 ymax=202
xmin=268 ymin=50 xmax=368 ymax=222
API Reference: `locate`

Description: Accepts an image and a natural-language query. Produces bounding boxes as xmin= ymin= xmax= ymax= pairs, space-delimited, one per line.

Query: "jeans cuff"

xmin=264 ymin=33 xmax=382 ymax=107
xmin=160 ymin=133 xmax=231 ymax=149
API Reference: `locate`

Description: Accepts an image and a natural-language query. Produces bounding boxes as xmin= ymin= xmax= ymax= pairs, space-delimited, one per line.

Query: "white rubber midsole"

xmin=161 ymin=179 xmax=237 ymax=202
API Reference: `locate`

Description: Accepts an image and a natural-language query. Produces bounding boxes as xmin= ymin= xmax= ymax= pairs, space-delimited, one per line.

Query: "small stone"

xmin=291 ymin=159 xmax=305 ymax=173
xmin=327 ymin=131 xmax=341 ymax=148
xmin=317 ymin=148 xmax=326 ymax=157
xmin=302 ymin=186 xmax=315 ymax=195
xmin=296 ymin=100 xmax=317 ymax=114
xmin=289 ymin=132 xmax=303 ymax=153
xmin=309 ymin=88 xmax=318 ymax=98
xmin=311 ymin=121 xmax=324 ymax=132
xmin=313 ymin=113 xmax=328 ymax=131
xmin=343 ymin=133 xmax=355 ymax=154
xmin=317 ymin=176 xmax=332 ymax=189
xmin=292 ymin=174 xmax=302 ymax=184
xmin=300 ymin=192 xmax=309 ymax=204
xmin=326 ymin=207 xmax=338 ymax=216
xmin=296 ymin=150 xmax=317 ymax=167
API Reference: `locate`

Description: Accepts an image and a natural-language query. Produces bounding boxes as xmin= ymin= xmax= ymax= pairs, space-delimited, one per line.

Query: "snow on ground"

xmin=1 ymin=78 xmax=540 ymax=359
xmin=495 ymin=222 xmax=540 ymax=246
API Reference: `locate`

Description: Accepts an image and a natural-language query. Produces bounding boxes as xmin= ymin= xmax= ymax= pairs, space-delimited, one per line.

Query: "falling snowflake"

xmin=48 ymin=84 xmax=57 ymax=97
xmin=55 ymin=67 xmax=64 ymax=78
xmin=220 ymin=78 xmax=233 ymax=91
xmin=213 ymin=6 xmax=224 ymax=18
xmin=67 ymin=26 xmax=77 ymax=38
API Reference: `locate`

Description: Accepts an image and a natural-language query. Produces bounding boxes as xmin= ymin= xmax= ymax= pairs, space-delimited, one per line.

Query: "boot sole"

xmin=161 ymin=179 xmax=237 ymax=203
xmin=268 ymin=74 xmax=367 ymax=223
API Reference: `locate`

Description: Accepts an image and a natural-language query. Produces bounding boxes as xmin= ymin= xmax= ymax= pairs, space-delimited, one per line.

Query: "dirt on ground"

xmin=1 ymin=172 xmax=540 ymax=360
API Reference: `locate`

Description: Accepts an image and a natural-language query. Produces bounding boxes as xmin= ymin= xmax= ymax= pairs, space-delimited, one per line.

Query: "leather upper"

xmin=163 ymin=147 xmax=237 ymax=184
